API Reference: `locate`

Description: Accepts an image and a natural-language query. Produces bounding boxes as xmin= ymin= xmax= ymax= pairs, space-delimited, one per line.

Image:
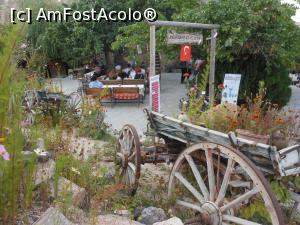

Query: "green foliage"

xmin=114 ymin=0 xmax=300 ymax=105
xmin=0 ymin=23 xmax=32 ymax=223
xmin=240 ymin=200 xmax=272 ymax=225
xmin=54 ymin=153 xmax=111 ymax=197
xmin=271 ymin=180 xmax=291 ymax=203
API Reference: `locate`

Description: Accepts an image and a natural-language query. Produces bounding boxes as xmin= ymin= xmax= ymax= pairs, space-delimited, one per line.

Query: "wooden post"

xmin=149 ymin=25 xmax=156 ymax=78
xmin=209 ymin=29 xmax=217 ymax=105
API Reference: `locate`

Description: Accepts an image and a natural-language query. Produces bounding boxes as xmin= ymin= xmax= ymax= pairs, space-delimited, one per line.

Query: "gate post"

xmin=209 ymin=28 xmax=217 ymax=104
xmin=149 ymin=25 xmax=156 ymax=78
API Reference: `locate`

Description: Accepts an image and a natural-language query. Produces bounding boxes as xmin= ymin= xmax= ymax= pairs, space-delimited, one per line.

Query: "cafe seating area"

xmin=84 ymin=79 xmax=145 ymax=105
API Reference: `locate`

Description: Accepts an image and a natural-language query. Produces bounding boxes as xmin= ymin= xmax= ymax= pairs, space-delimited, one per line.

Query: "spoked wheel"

xmin=168 ymin=142 xmax=284 ymax=225
xmin=67 ymin=92 xmax=83 ymax=117
xmin=116 ymin=125 xmax=141 ymax=195
xmin=23 ymin=90 xmax=39 ymax=126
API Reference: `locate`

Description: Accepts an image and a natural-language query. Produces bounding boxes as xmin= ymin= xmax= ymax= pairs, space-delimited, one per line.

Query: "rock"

xmin=153 ymin=217 xmax=184 ymax=225
xmin=138 ymin=207 xmax=166 ymax=225
xmin=114 ymin=209 xmax=130 ymax=217
xmin=63 ymin=205 xmax=88 ymax=225
xmin=96 ymin=214 xmax=144 ymax=225
xmin=33 ymin=207 xmax=75 ymax=225
xmin=34 ymin=159 xmax=56 ymax=186
xmin=134 ymin=206 xmax=144 ymax=220
xmin=53 ymin=177 xmax=87 ymax=208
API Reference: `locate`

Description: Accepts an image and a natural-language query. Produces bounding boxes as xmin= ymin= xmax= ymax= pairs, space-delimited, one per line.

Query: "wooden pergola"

xmin=148 ymin=20 xmax=220 ymax=103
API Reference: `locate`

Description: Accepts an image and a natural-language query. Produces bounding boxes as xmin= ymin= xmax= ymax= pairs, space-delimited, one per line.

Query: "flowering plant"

xmin=0 ymin=144 xmax=10 ymax=161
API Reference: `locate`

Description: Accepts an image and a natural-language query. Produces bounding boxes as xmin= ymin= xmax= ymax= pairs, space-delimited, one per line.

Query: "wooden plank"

xmin=148 ymin=20 xmax=220 ymax=30
xmin=150 ymin=112 xmax=276 ymax=159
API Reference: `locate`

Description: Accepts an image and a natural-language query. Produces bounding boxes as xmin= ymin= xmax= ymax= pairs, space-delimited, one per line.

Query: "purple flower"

xmin=20 ymin=43 xmax=28 ymax=49
xmin=0 ymin=145 xmax=10 ymax=161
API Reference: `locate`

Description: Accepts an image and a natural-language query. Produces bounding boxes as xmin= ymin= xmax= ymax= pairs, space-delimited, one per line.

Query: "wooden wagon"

xmin=23 ymin=90 xmax=83 ymax=125
xmin=115 ymin=109 xmax=300 ymax=225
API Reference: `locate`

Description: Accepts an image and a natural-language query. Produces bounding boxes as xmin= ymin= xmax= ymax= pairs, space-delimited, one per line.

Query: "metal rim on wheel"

xmin=116 ymin=124 xmax=141 ymax=195
xmin=168 ymin=142 xmax=284 ymax=225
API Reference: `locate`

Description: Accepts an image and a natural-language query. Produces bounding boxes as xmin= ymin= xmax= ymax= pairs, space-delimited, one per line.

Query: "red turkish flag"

xmin=180 ymin=45 xmax=191 ymax=62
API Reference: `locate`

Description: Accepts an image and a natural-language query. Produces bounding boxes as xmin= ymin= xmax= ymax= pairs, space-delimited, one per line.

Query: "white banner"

xmin=221 ymin=74 xmax=242 ymax=104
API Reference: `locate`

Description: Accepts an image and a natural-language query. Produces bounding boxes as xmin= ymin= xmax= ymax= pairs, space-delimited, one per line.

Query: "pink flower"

xmin=20 ymin=43 xmax=28 ymax=49
xmin=0 ymin=145 xmax=10 ymax=161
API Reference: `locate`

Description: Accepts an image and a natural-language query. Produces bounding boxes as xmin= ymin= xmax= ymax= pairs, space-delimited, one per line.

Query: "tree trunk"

xmin=104 ymin=45 xmax=114 ymax=68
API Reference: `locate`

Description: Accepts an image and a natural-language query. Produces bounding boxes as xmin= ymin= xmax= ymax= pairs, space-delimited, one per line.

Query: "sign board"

xmin=167 ymin=32 xmax=203 ymax=45
xmin=221 ymin=74 xmax=242 ymax=104
xmin=180 ymin=44 xmax=192 ymax=62
xmin=150 ymin=75 xmax=160 ymax=112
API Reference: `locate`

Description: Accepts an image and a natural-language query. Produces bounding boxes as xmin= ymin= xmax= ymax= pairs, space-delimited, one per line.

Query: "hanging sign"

xmin=180 ymin=44 xmax=192 ymax=62
xmin=150 ymin=75 xmax=160 ymax=112
xmin=167 ymin=32 xmax=203 ymax=45
xmin=221 ymin=74 xmax=242 ymax=104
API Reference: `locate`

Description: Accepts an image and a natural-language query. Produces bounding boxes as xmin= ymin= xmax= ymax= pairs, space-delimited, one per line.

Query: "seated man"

xmin=134 ymin=67 xmax=144 ymax=79
xmin=89 ymin=74 xmax=103 ymax=88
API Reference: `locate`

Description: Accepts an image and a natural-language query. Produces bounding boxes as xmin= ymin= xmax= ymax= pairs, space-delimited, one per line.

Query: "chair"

xmin=112 ymin=87 xmax=142 ymax=104
xmin=85 ymin=88 xmax=112 ymax=102
xmin=122 ymin=79 xmax=145 ymax=85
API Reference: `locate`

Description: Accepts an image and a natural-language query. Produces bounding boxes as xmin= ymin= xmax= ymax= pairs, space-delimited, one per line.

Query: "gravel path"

xmin=286 ymin=85 xmax=300 ymax=110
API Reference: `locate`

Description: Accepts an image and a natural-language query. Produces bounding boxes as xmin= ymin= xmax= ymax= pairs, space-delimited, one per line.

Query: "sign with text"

xmin=167 ymin=32 xmax=203 ymax=45
xmin=150 ymin=75 xmax=160 ymax=112
xmin=180 ymin=44 xmax=192 ymax=62
xmin=221 ymin=74 xmax=242 ymax=104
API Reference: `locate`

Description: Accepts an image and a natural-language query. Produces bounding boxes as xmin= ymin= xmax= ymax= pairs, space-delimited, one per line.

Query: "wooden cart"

xmin=115 ymin=109 xmax=300 ymax=225
xmin=23 ymin=90 xmax=83 ymax=125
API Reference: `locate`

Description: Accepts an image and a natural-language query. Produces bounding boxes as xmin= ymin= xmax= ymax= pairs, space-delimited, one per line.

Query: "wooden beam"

xmin=148 ymin=20 xmax=220 ymax=30
xmin=209 ymin=29 xmax=217 ymax=104
xmin=149 ymin=25 xmax=156 ymax=78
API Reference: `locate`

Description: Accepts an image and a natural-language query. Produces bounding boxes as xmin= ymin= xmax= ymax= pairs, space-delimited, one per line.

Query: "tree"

xmin=113 ymin=0 xmax=300 ymax=105
xmin=27 ymin=0 xmax=139 ymax=68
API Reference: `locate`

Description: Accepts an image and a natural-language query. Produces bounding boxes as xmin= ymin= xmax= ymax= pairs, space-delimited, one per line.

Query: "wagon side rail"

xmin=148 ymin=110 xmax=300 ymax=177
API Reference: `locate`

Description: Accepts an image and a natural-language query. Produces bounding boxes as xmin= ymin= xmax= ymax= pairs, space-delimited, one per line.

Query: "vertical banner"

xmin=221 ymin=74 xmax=242 ymax=104
xmin=180 ymin=44 xmax=192 ymax=62
xmin=150 ymin=75 xmax=160 ymax=112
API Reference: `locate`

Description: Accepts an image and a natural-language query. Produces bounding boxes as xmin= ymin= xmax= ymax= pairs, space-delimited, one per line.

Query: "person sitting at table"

xmin=128 ymin=67 xmax=136 ymax=79
xmin=122 ymin=63 xmax=132 ymax=77
xmin=134 ymin=67 xmax=145 ymax=79
xmin=93 ymin=66 xmax=102 ymax=77
xmin=115 ymin=65 xmax=123 ymax=79
xmin=89 ymin=74 xmax=103 ymax=88
xmin=106 ymin=69 xmax=122 ymax=80
xmin=119 ymin=71 xmax=128 ymax=80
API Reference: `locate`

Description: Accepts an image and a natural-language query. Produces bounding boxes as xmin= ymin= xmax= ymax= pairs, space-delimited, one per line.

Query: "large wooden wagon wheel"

xmin=116 ymin=125 xmax=141 ymax=195
xmin=66 ymin=92 xmax=83 ymax=117
xmin=23 ymin=90 xmax=39 ymax=125
xmin=168 ymin=142 xmax=284 ymax=225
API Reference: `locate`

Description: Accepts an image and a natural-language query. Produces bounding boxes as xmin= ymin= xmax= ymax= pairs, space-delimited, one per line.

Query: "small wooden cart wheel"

xmin=168 ymin=142 xmax=284 ymax=225
xmin=116 ymin=125 xmax=141 ymax=195
xmin=67 ymin=92 xmax=83 ymax=117
xmin=23 ymin=90 xmax=39 ymax=125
